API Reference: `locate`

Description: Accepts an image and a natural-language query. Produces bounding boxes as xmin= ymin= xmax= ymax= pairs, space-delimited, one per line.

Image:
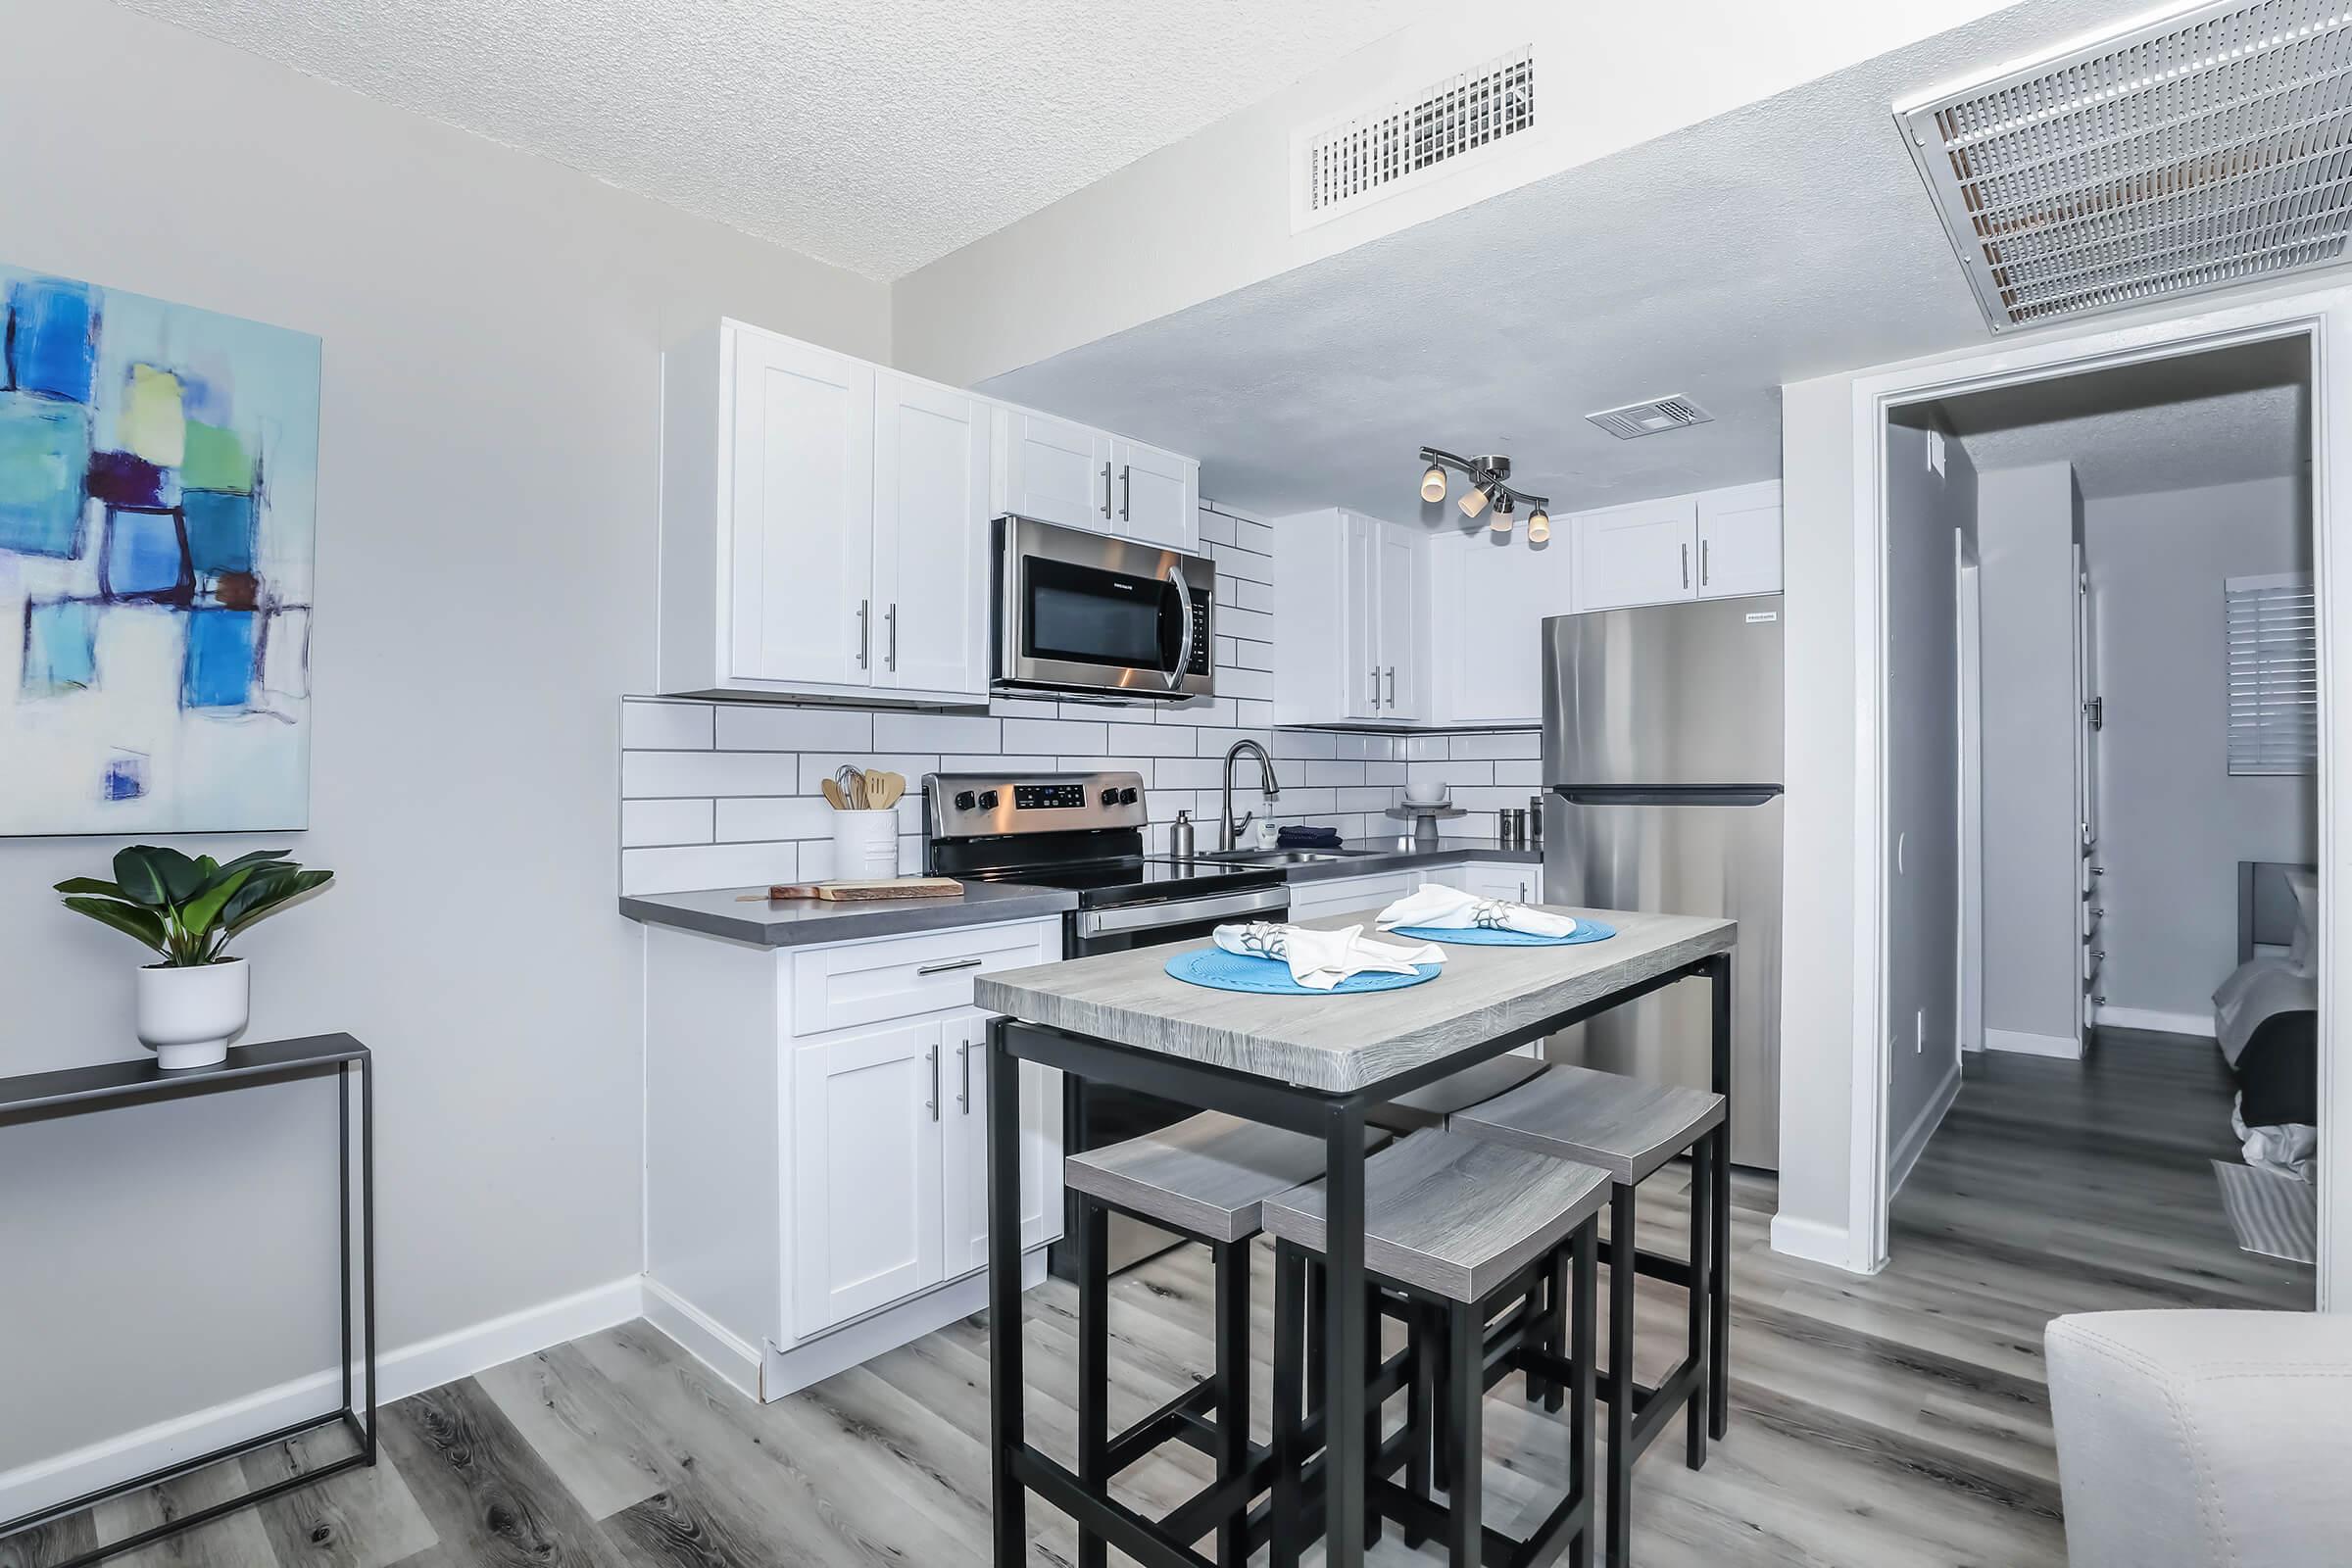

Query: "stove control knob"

xmin=953 ymin=791 xmax=977 ymax=811
xmin=1117 ymin=788 xmax=1139 ymax=806
xmin=976 ymin=790 xmax=1000 ymax=810
xmin=1100 ymin=787 xmax=1119 ymax=806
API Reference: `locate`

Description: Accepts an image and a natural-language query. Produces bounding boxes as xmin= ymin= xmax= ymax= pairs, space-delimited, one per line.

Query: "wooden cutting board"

xmin=744 ymin=876 xmax=965 ymax=903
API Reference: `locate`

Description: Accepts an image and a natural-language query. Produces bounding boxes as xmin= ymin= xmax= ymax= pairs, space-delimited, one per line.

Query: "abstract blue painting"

xmin=0 ymin=265 xmax=319 ymax=834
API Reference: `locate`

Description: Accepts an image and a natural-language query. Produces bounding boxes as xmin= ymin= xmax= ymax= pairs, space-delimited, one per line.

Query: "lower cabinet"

xmin=644 ymin=916 xmax=1062 ymax=1402
xmin=1437 ymin=861 xmax=1544 ymax=905
xmin=1287 ymin=870 xmax=1414 ymax=923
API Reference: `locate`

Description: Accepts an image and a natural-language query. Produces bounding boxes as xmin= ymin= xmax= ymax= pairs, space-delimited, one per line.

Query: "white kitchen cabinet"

xmin=1274 ymin=508 xmax=1426 ymax=727
xmin=660 ymin=320 xmax=991 ymax=705
xmin=643 ymin=916 xmax=1062 ymax=1402
xmin=1000 ymin=408 xmax=1115 ymax=532
xmin=1287 ymin=869 xmax=1414 ymax=922
xmin=1428 ymin=532 xmax=1575 ymax=726
xmin=1439 ymin=861 xmax=1544 ymax=905
xmin=1695 ymin=480 xmax=1782 ymax=599
xmin=1573 ymin=495 xmax=1699 ymax=612
xmin=1111 ymin=436 xmax=1201 ymax=552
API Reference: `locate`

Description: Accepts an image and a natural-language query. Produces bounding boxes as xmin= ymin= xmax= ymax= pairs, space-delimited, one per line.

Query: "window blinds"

xmin=2226 ymin=572 xmax=2317 ymax=776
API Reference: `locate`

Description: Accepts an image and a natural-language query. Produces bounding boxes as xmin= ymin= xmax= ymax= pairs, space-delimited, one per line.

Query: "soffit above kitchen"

xmin=975 ymin=0 xmax=2323 ymax=524
xmin=110 ymin=0 xmax=1424 ymax=281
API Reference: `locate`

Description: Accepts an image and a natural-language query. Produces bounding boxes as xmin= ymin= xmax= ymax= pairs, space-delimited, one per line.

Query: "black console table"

xmin=0 ymin=1035 xmax=375 ymax=1566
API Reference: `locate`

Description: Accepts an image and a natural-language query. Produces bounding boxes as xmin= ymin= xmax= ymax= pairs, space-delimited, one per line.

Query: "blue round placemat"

xmin=1164 ymin=947 xmax=1443 ymax=996
xmin=1389 ymin=919 xmax=1617 ymax=947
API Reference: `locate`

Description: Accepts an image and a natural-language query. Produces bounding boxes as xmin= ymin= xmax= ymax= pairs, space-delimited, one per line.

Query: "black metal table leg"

xmin=1214 ymin=1238 xmax=1250 ymax=1568
xmin=1606 ymin=1184 xmax=1636 ymax=1568
xmin=1444 ymin=1304 xmax=1482 ymax=1568
xmin=1075 ymin=1196 xmax=1108 ymax=1568
xmin=987 ymin=1018 xmax=1027 ymax=1567
xmin=1687 ymin=1126 xmax=1714 ymax=1471
xmin=1271 ymin=1243 xmax=1305 ymax=1568
xmin=1320 ymin=1104 xmax=1369 ymax=1568
xmin=1572 ymin=1216 xmax=1596 ymax=1568
xmin=1707 ymin=953 xmax=1733 ymax=1441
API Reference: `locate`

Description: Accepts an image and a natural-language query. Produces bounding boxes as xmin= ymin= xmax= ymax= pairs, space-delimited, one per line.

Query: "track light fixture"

xmin=1416 ymin=446 xmax=1550 ymax=544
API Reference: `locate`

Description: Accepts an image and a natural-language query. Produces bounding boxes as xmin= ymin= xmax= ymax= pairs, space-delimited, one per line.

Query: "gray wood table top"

xmin=975 ymin=905 xmax=1735 ymax=1093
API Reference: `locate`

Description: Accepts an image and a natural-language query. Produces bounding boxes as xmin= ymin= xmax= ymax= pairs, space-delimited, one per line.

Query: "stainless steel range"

xmin=925 ymin=768 xmax=1286 ymax=1276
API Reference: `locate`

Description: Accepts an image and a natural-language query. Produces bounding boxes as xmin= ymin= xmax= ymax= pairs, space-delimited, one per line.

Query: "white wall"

xmin=1976 ymin=462 xmax=2085 ymax=1049
xmin=0 ymin=0 xmax=887 ymax=1495
xmin=1883 ymin=417 xmax=1972 ymax=1184
xmin=2083 ymin=475 xmax=2316 ymax=1024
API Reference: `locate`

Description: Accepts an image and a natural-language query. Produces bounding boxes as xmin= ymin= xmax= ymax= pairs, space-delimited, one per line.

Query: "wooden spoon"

xmin=820 ymin=778 xmax=848 ymax=810
xmin=869 ymin=771 xmax=904 ymax=809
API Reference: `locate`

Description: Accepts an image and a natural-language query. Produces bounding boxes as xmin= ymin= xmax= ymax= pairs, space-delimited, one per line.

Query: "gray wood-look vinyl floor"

xmin=8 ymin=1030 xmax=2310 ymax=1568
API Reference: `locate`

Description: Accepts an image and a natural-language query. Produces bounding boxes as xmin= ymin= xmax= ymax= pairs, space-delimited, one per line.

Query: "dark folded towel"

xmin=1276 ymin=825 xmax=1344 ymax=849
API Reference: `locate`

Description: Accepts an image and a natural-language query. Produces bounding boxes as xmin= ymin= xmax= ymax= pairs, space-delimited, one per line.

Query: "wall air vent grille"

xmin=1585 ymin=395 xmax=1715 ymax=441
xmin=1295 ymin=45 xmax=1536 ymax=228
xmin=1897 ymin=0 xmax=2352 ymax=332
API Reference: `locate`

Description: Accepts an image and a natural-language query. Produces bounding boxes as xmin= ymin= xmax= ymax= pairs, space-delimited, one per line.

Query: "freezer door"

xmin=1543 ymin=791 xmax=1783 ymax=1168
xmin=1541 ymin=596 xmax=1785 ymax=787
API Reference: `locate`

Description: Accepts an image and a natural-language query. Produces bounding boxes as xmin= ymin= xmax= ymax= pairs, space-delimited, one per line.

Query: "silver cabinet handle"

xmin=1102 ymin=462 xmax=1113 ymax=519
xmin=1701 ymin=538 xmax=1710 ymax=587
xmin=885 ymin=603 xmax=898 ymax=672
xmin=926 ymin=1043 xmax=940 ymax=1121
xmin=1519 ymin=880 xmax=1529 ymax=901
xmin=916 ymin=956 xmax=985 ymax=975
xmin=1681 ymin=543 xmax=1690 ymax=590
xmin=1121 ymin=465 xmax=1132 ymax=521
xmin=957 ymin=1039 xmax=972 ymax=1112
xmin=1385 ymin=666 xmax=1396 ymax=707
xmin=1370 ymin=666 xmax=1381 ymax=706
xmin=857 ymin=600 xmax=870 ymax=669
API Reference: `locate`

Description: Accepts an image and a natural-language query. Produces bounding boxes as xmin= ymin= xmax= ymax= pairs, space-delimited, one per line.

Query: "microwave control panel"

xmin=1187 ymin=590 xmax=1212 ymax=676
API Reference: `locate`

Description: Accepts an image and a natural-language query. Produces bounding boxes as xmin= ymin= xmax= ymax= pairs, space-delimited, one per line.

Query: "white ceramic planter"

xmin=135 ymin=958 xmax=249 ymax=1070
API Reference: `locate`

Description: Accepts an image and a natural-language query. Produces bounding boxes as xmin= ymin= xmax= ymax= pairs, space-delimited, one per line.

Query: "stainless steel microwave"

xmin=993 ymin=515 xmax=1215 ymax=701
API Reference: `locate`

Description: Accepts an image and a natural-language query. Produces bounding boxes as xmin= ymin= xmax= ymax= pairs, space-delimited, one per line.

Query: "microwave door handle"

xmin=1163 ymin=564 xmax=1195 ymax=691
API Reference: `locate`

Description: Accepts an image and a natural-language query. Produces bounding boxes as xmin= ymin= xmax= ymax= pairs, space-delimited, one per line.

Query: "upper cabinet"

xmin=1571 ymin=481 xmax=1780 ymax=612
xmin=661 ymin=321 xmax=1199 ymax=705
xmin=1428 ymin=530 xmax=1576 ymax=726
xmin=1274 ymin=508 xmax=1423 ymax=727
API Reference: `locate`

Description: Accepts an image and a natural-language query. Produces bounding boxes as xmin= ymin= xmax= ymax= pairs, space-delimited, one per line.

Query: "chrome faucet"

xmin=1219 ymin=739 xmax=1282 ymax=851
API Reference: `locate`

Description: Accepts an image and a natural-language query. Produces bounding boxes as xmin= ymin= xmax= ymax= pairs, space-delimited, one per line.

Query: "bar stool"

xmin=1262 ymin=1129 xmax=1610 ymax=1568
xmin=1450 ymin=1063 xmax=1728 ymax=1567
xmin=1060 ymin=1111 xmax=1391 ymax=1568
xmin=1366 ymin=1053 xmax=1549 ymax=1135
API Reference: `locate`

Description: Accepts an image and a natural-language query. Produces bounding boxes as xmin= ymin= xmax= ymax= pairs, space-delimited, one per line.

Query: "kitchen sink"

xmin=1195 ymin=849 xmax=1359 ymax=865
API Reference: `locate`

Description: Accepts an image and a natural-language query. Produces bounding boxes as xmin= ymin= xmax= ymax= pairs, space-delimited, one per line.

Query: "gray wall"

xmin=2082 ymin=475 xmax=2316 ymax=1021
xmin=0 ymin=1 xmax=887 ymax=1480
xmin=1976 ymin=463 xmax=2085 ymax=1047
xmin=1883 ymin=418 xmax=1972 ymax=1166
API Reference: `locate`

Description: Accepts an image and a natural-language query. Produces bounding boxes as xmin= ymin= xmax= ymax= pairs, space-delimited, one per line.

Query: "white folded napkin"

xmin=1212 ymin=921 xmax=1446 ymax=991
xmin=1375 ymin=883 xmax=1579 ymax=939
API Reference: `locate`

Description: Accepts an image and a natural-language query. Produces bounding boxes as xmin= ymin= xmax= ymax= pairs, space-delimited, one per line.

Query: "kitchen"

xmin=3 ymin=4 xmax=2344 ymax=1568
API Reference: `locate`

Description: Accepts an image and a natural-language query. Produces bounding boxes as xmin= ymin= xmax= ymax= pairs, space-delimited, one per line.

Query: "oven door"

xmin=997 ymin=515 xmax=1215 ymax=699
xmin=1050 ymin=882 xmax=1287 ymax=1280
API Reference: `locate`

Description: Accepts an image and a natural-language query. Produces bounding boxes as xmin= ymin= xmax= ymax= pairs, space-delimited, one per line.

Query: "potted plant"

xmin=56 ymin=847 xmax=333 ymax=1070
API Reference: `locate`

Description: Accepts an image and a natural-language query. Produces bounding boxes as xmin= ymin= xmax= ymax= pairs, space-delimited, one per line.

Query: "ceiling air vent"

xmin=1585 ymin=396 xmax=1714 ymax=441
xmin=1897 ymin=0 xmax=2352 ymax=332
xmin=1294 ymin=45 xmax=1536 ymax=228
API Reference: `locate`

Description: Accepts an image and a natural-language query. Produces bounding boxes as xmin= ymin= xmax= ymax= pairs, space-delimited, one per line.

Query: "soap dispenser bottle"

xmin=1171 ymin=808 xmax=1196 ymax=859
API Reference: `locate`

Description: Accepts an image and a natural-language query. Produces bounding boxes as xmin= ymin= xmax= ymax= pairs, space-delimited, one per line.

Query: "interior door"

xmin=2076 ymin=545 xmax=2101 ymax=1038
xmin=1113 ymin=439 xmax=1198 ymax=552
xmin=1573 ymin=496 xmax=1698 ymax=611
xmin=944 ymin=1009 xmax=1059 ymax=1277
xmin=728 ymin=329 xmax=873 ymax=685
xmin=1377 ymin=523 xmax=1419 ymax=719
xmin=1695 ymin=482 xmax=1783 ymax=599
xmin=873 ymin=373 xmax=989 ymax=698
xmin=1007 ymin=411 xmax=1113 ymax=532
xmin=790 ymin=1020 xmax=944 ymax=1336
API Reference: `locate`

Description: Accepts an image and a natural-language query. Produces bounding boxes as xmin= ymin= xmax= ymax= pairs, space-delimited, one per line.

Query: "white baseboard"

xmin=2093 ymin=1004 xmax=2217 ymax=1040
xmin=1770 ymin=1212 xmax=1879 ymax=1273
xmin=1887 ymin=1063 xmax=1962 ymax=1199
xmin=641 ymin=1276 xmax=763 ymax=1401
xmin=754 ymin=1248 xmax=1048 ymax=1403
xmin=1984 ymin=1027 xmax=2083 ymax=1059
xmin=0 ymin=1275 xmax=643 ymax=1524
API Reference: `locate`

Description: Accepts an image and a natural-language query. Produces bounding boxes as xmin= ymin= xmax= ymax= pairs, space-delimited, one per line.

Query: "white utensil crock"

xmin=830 ymin=809 xmax=900 ymax=881
xmin=135 ymin=958 xmax=249 ymax=1070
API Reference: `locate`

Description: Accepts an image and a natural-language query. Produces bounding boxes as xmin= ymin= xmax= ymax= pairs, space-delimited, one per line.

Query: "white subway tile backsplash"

xmin=872 ymin=711 xmax=1002 ymax=752
xmin=713 ymin=795 xmax=837 ymax=844
xmin=621 ymin=699 xmax=713 ymax=751
xmin=1123 ymin=726 xmax=1198 ymax=758
xmin=1003 ymin=716 xmax=1107 ymax=753
xmin=714 ymin=705 xmax=874 ymax=753
xmin=987 ymin=695 xmax=1061 ymax=719
xmin=623 ymin=841 xmax=796 ymax=897
xmin=1302 ymin=760 xmax=1367 ymax=787
xmin=1233 ymin=578 xmax=1274 ymax=614
xmin=1159 ymin=697 xmax=1233 ymax=728
xmin=1092 ymin=702 xmax=1163 ymax=725
xmin=943 ymin=754 xmax=1057 ymax=771
xmin=795 ymin=753 xmax=936 ymax=796
xmin=1237 ymin=699 xmax=1275 ymax=730
xmin=1448 ymin=730 xmax=1541 ymax=760
xmin=624 ymin=749 xmax=803 ymax=799
xmin=621 ymin=797 xmax=714 ymax=848
xmin=1402 ymin=735 xmax=1449 ymax=761
xmin=1198 ymin=509 xmax=1236 ymax=546
xmin=1271 ymin=731 xmax=1337 ymax=760
xmin=1492 ymin=760 xmax=1541 ymax=786
xmin=1153 ymin=758 xmax=1225 ymax=791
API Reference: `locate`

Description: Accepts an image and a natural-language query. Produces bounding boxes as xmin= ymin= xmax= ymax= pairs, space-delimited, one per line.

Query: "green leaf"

xmin=220 ymin=868 xmax=332 ymax=940
xmin=62 ymin=896 xmax=169 ymax=956
xmin=149 ymin=847 xmax=206 ymax=904
xmin=215 ymin=849 xmax=292 ymax=876
xmin=112 ymin=847 xmax=170 ymax=906
xmin=177 ymin=866 xmax=258 ymax=936
xmin=53 ymin=876 xmax=123 ymax=897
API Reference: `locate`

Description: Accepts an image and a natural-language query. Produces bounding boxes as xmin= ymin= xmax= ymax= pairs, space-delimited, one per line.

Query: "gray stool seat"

xmin=1367 ymin=1054 xmax=1548 ymax=1134
xmin=1063 ymin=1111 xmax=1384 ymax=1243
xmin=1451 ymin=1062 xmax=1725 ymax=1184
xmin=1261 ymin=1129 xmax=1610 ymax=1303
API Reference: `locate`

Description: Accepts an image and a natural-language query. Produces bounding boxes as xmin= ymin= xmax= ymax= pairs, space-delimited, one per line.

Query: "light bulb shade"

xmin=1420 ymin=464 xmax=1447 ymax=503
xmin=1458 ymin=484 xmax=1490 ymax=519
xmin=1489 ymin=508 xmax=1513 ymax=533
xmin=1527 ymin=509 xmax=1550 ymax=543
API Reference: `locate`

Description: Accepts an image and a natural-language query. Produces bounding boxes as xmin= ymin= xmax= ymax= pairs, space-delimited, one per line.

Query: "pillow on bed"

xmin=2286 ymin=868 xmax=2319 ymax=978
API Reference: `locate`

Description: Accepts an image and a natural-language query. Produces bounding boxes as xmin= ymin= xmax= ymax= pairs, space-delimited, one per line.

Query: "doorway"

xmin=1873 ymin=335 xmax=2320 ymax=1306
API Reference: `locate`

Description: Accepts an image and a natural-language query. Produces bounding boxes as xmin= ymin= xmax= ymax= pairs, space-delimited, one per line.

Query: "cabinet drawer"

xmin=792 ymin=921 xmax=1055 ymax=1036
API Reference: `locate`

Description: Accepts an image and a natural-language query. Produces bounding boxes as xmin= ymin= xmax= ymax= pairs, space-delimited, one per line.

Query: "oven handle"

xmin=1163 ymin=564 xmax=1195 ymax=692
xmin=1078 ymin=885 xmax=1287 ymax=938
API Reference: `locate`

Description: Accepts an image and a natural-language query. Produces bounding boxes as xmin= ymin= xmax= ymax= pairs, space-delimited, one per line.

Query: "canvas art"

xmin=0 ymin=266 xmax=319 ymax=834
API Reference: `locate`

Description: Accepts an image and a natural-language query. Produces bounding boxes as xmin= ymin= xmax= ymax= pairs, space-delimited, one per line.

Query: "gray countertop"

xmin=1282 ymin=837 xmax=1543 ymax=880
xmin=976 ymin=905 xmax=1735 ymax=1093
xmin=619 ymin=879 xmax=1079 ymax=947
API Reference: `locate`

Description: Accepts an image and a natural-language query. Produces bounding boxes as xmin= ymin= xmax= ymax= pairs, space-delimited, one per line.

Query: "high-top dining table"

xmin=974 ymin=903 xmax=1738 ymax=1568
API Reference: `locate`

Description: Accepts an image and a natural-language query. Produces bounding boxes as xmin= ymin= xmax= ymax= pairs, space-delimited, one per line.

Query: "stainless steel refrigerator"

xmin=1542 ymin=595 xmax=1783 ymax=1168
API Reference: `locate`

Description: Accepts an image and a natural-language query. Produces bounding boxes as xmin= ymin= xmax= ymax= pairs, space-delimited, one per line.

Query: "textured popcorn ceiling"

xmin=114 ymin=0 xmax=1419 ymax=280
